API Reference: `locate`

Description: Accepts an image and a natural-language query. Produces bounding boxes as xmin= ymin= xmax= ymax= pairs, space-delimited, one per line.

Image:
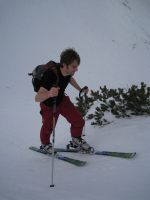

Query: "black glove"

xmin=79 ymin=86 xmax=88 ymax=99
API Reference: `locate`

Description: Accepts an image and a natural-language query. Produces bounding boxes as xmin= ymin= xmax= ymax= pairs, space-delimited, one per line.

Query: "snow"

xmin=0 ymin=0 xmax=150 ymax=199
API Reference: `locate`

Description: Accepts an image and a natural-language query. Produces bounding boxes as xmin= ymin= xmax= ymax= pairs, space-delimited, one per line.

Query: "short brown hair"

xmin=60 ymin=48 xmax=80 ymax=66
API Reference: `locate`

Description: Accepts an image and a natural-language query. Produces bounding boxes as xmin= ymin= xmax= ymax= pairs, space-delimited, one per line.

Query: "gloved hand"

xmin=79 ymin=86 xmax=89 ymax=99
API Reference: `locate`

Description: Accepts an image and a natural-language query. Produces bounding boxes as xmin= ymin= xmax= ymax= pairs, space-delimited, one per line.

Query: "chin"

xmin=71 ymin=72 xmax=75 ymax=75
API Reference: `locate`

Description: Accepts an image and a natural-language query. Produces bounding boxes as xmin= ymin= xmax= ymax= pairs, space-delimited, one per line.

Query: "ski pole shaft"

xmin=50 ymin=97 xmax=57 ymax=188
xmin=50 ymin=118 xmax=55 ymax=187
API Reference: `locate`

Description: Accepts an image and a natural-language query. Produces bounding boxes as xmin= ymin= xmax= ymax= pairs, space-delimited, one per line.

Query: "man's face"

xmin=64 ymin=60 xmax=79 ymax=76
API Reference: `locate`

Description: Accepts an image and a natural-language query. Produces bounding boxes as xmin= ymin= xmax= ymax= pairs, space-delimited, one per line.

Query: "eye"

xmin=72 ymin=65 xmax=78 ymax=69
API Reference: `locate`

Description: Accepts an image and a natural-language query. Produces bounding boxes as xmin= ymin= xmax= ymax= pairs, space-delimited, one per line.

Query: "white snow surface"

xmin=0 ymin=0 xmax=150 ymax=199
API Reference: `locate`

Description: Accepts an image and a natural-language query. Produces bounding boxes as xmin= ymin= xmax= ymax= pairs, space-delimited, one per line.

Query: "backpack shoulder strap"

xmin=46 ymin=61 xmax=60 ymax=86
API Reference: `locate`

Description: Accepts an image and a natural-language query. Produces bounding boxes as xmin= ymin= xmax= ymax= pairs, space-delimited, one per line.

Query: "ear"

xmin=62 ymin=63 xmax=66 ymax=68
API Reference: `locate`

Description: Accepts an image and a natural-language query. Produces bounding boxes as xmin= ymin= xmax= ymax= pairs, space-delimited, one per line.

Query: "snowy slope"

xmin=0 ymin=0 xmax=150 ymax=200
xmin=1 ymin=112 xmax=150 ymax=200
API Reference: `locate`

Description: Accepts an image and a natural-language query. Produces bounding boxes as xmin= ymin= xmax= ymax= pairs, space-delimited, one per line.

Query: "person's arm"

xmin=35 ymin=87 xmax=59 ymax=102
xmin=70 ymin=77 xmax=81 ymax=91
xmin=70 ymin=77 xmax=89 ymax=95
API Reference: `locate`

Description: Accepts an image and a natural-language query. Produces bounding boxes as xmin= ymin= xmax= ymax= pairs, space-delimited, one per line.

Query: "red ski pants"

xmin=40 ymin=96 xmax=85 ymax=145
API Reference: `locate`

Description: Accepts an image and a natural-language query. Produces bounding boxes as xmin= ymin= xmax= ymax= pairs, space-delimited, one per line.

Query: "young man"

xmin=35 ymin=48 xmax=92 ymax=153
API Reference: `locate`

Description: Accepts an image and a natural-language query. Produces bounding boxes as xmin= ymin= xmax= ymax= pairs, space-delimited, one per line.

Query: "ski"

xmin=29 ymin=146 xmax=87 ymax=167
xmin=94 ymin=151 xmax=136 ymax=159
xmin=54 ymin=148 xmax=136 ymax=159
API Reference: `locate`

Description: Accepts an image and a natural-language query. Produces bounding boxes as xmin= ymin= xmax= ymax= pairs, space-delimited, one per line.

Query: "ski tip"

xmin=122 ymin=152 xmax=137 ymax=159
xmin=129 ymin=152 xmax=136 ymax=159
xmin=80 ymin=161 xmax=87 ymax=167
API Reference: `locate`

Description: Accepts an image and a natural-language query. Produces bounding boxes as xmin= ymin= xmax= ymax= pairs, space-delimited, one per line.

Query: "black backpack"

xmin=28 ymin=61 xmax=59 ymax=92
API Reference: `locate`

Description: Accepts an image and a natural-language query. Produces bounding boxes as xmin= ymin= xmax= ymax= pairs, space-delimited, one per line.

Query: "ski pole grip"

xmin=79 ymin=86 xmax=88 ymax=99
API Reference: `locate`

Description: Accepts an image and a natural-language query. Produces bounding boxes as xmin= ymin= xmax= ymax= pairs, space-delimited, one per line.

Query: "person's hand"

xmin=82 ymin=86 xmax=89 ymax=94
xmin=49 ymin=87 xmax=60 ymax=97
xmin=79 ymin=86 xmax=89 ymax=99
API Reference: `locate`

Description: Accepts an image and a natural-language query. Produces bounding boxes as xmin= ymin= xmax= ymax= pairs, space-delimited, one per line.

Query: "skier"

xmin=35 ymin=48 xmax=92 ymax=153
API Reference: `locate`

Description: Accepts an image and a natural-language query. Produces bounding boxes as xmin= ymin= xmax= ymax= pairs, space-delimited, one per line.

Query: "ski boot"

xmin=67 ymin=137 xmax=95 ymax=154
xmin=40 ymin=143 xmax=53 ymax=154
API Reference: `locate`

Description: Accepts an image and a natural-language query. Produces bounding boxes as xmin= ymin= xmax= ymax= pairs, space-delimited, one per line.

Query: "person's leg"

xmin=59 ymin=96 xmax=85 ymax=138
xmin=40 ymin=103 xmax=59 ymax=145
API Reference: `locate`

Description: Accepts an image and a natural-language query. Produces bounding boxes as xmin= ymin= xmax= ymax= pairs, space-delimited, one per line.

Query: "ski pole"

xmin=50 ymin=97 xmax=57 ymax=188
